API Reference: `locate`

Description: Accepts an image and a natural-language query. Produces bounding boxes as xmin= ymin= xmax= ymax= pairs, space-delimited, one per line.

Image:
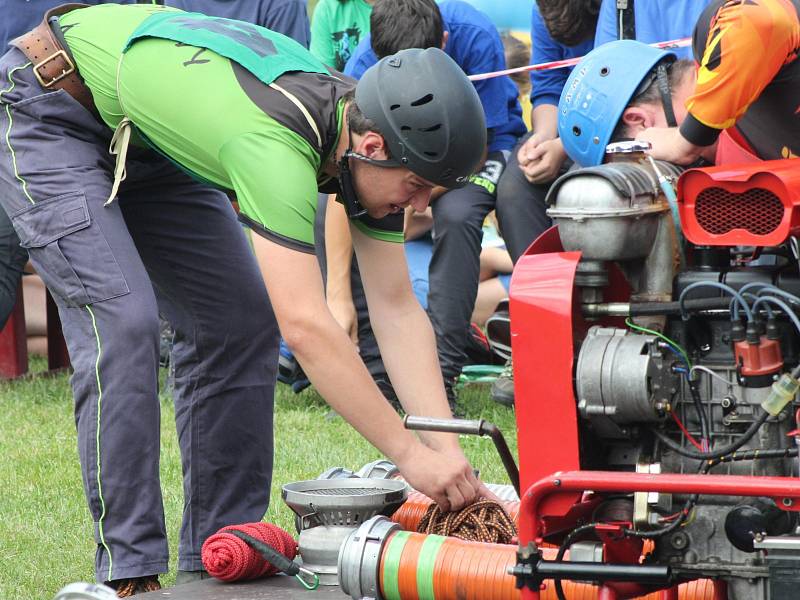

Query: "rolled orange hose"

xmin=377 ymin=531 xmax=717 ymax=600
xmin=392 ymin=490 xmax=520 ymax=531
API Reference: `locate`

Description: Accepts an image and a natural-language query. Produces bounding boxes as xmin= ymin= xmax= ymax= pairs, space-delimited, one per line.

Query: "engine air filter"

xmin=677 ymin=159 xmax=800 ymax=247
xmin=695 ymin=188 xmax=784 ymax=236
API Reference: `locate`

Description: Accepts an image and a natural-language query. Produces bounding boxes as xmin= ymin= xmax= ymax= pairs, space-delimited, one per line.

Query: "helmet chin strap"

xmin=336 ymin=124 xmax=402 ymax=219
xmin=655 ymin=62 xmax=678 ymax=128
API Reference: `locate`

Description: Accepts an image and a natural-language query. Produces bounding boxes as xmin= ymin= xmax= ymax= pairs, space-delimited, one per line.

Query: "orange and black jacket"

xmin=682 ymin=0 xmax=800 ymax=160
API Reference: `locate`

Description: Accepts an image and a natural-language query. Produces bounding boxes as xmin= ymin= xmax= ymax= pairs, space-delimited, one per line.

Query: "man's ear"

xmin=619 ymin=106 xmax=651 ymax=135
xmin=356 ymin=131 xmax=390 ymax=160
xmin=441 ymin=31 xmax=449 ymax=50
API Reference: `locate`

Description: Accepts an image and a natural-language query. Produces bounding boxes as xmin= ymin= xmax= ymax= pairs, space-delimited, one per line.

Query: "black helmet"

xmin=355 ymin=47 xmax=486 ymax=188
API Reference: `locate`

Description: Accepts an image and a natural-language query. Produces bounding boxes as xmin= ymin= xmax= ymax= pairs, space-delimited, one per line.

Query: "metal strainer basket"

xmin=282 ymin=478 xmax=408 ymax=530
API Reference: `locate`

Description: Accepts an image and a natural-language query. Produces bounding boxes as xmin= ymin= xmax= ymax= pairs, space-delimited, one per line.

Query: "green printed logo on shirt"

xmin=331 ymin=24 xmax=363 ymax=71
xmin=125 ymin=12 xmax=329 ymax=85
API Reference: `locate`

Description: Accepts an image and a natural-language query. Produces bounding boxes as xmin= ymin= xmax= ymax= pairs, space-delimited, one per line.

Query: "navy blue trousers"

xmin=0 ymin=48 xmax=278 ymax=581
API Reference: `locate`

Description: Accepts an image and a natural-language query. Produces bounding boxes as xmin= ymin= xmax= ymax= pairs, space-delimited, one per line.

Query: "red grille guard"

xmin=677 ymin=159 xmax=800 ymax=247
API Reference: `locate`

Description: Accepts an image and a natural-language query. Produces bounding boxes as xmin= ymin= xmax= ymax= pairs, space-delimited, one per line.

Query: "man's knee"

xmin=433 ymin=188 xmax=489 ymax=234
xmin=209 ymin=290 xmax=278 ymax=364
xmin=496 ymin=168 xmax=549 ymax=221
xmin=106 ymin=298 xmax=161 ymax=345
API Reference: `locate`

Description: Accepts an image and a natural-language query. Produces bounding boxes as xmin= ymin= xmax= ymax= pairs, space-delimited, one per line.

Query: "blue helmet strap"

xmin=655 ymin=63 xmax=677 ymax=128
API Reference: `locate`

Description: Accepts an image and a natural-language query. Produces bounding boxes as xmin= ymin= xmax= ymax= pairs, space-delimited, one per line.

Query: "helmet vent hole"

xmin=401 ymin=125 xmax=412 ymax=131
xmin=572 ymin=126 xmax=582 ymax=137
xmin=410 ymin=94 xmax=434 ymax=107
xmin=419 ymin=124 xmax=441 ymax=132
xmin=390 ymin=104 xmax=401 ymax=111
xmin=424 ymin=151 xmax=438 ymax=157
xmin=600 ymin=67 xmax=610 ymax=76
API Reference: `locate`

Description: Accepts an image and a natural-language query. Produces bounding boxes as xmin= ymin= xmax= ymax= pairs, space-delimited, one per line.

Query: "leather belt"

xmin=10 ymin=3 xmax=98 ymax=116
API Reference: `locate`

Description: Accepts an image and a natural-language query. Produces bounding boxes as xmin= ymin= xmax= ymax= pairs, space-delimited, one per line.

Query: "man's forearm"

xmin=531 ymin=104 xmax=558 ymax=139
xmin=369 ymin=296 xmax=461 ymax=452
xmin=325 ymin=194 xmax=354 ymax=302
xmin=289 ymin=312 xmax=424 ymax=462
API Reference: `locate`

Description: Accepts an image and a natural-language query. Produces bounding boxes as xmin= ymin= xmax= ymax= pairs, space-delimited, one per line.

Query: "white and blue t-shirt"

xmin=529 ymin=3 xmax=594 ymax=109
xmin=593 ymin=0 xmax=712 ymax=60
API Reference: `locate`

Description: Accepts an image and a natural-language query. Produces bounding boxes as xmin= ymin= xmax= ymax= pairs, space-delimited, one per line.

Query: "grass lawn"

xmin=0 ymin=360 xmax=517 ymax=600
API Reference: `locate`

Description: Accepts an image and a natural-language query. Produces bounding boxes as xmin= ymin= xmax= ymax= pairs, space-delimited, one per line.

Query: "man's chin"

xmin=366 ymin=206 xmax=391 ymax=219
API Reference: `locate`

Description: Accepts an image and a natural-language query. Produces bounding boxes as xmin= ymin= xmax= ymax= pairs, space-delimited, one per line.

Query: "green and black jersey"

xmin=59 ymin=4 xmax=403 ymax=252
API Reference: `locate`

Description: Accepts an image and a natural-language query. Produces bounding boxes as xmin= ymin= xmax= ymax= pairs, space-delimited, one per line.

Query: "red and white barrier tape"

xmin=467 ymin=37 xmax=693 ymax=82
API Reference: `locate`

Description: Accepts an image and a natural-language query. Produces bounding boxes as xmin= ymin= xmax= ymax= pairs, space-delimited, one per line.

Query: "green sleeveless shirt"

xmin=60 ymin=4 xmax=402 ymax=252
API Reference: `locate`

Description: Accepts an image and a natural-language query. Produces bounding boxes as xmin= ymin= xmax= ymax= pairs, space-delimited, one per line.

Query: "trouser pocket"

xmin=11 ymin=191 xmax=129 ymax=306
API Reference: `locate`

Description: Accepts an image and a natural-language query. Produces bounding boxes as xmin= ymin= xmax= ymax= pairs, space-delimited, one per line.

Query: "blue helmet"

xmin=558 ymin=40 xmax=677 ymax=167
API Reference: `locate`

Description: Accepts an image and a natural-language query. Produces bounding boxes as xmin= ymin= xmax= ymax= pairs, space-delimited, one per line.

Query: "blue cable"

xmin=739 ymin=282 xmax=774 ymax=296
xmin=661 ymin=342 xmax=690 ymax=370
xmin=751 ymin=296 xmax=800 ymax=337
xmin=734 ymin=292 xmax=774 ymax=320
xmin=756 ymin=285 xmax=800 ymax=307
xmin=679 ymin=281 xmax=752 ymax=322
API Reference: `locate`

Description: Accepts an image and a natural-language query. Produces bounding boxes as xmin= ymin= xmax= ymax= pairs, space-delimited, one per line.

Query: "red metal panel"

xmin=510 ymin=233 xmax=582 ymax=495
xmin=0 ymin=284 xmax=28 ymax=378
xmin=46 ymin=290 xmax=70 ymax=371
xmin=510 ymin=227 xmax=633 ymax=536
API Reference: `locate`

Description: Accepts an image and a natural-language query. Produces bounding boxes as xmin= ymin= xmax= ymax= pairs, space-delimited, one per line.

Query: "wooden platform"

xmin=137 ymin=575 xmax=350 ymax=600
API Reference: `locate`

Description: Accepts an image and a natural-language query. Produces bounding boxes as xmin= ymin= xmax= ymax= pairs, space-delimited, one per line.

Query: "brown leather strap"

xmin=10 ymin=3 xmax=97 ymax=115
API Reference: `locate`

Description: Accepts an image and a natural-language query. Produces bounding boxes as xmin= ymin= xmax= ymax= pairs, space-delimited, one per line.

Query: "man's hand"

xmin=327 ymin=294 xmax=358 ymax=345
xmin=395 ymin=442 xmax=482 ymax=512
xmin=636 ymin=126 xmax=706 ymax=165
xmin=517 ymin=135 xmax=566 ymax=184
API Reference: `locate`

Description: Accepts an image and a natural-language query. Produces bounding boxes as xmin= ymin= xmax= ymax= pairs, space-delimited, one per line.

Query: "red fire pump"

xmin=509 ymin=148 xmax=800 ymax=600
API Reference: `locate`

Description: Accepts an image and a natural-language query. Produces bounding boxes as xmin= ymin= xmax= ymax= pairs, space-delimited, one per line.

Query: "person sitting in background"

xmin=327 ymin=0 xmax=526 ymax=411
xmin=490 ymin=0 xmax=600 ymax=406
xmin=310 ymin=0 xmax=374 ymax=71
xmin=403 ymin=206 xmax=512 ymax=326
xmin=400 ymin=30 xmax=528 ymax=338
xmin=163 ymin=0 xmax=311 ymax=46
xmin=495 ymin=0 xmax=598 ymax=264
xmin=594 ymin=0 xmax=711 ymax=59
xmin=472 ymin=224 xmax=513 ymax=328
xmin=500 ymin=32 xmax=532 ymax=130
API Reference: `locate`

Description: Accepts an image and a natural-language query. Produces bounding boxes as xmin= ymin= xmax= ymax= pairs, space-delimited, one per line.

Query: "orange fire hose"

xmin=377 ymin=531 xmax=717 ymax=600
